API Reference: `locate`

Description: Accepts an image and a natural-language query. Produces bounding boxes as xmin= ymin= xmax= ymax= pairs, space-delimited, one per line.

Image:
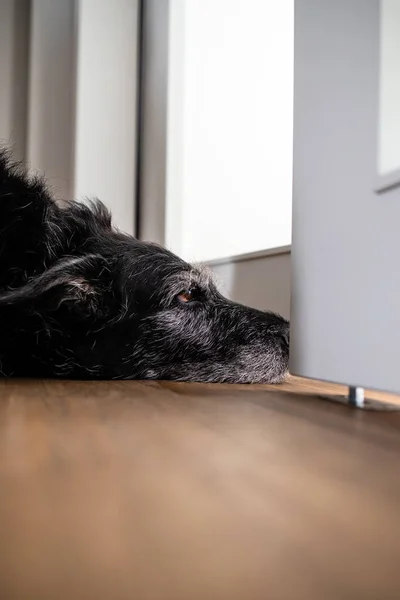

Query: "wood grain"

xmin=0 ymin=377 xmax=400 ymax=599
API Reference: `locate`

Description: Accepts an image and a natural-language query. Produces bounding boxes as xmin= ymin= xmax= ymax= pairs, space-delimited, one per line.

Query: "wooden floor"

xmin=1 ymin=376 xmax=400 ymax=600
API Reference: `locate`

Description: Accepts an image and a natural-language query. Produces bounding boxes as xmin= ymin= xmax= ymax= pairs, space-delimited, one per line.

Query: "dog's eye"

xmin=177 ymin=288 xmax=199 ymax=304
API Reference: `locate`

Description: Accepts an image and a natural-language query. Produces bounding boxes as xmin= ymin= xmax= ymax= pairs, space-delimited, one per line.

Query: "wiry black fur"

xmin=0 ymin=149 xmax=289 ymax=382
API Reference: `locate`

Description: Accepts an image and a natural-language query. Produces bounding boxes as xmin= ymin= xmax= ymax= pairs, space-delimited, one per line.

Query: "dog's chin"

xmin=140 ymin=362 xmax=289 ymax=385
xmin=260 ymin=369 xmax=289 ymax=385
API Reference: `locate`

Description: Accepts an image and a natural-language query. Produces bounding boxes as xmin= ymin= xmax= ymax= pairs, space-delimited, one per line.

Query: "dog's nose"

xmin=281 ymin=326 xmax=290 ymax=348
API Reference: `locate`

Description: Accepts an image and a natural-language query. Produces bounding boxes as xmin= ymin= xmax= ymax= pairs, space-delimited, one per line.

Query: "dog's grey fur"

xmin=0 ymin=149 xmax=289 ymax=382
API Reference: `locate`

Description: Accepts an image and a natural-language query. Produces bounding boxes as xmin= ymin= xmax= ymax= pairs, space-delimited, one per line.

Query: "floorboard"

xmin=0 ymin=376 xmax=399 ymax=599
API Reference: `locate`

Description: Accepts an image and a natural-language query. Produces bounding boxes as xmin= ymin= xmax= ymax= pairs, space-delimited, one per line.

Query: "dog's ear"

xmin=0 ymin=254 xmax=113 ymax=319
xmin=0 ymin=149 xmax=55 ymax=287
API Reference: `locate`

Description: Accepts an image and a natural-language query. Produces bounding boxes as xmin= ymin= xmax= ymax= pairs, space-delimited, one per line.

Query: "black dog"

xmin=0 ymin=149 xmax=289 ymax=382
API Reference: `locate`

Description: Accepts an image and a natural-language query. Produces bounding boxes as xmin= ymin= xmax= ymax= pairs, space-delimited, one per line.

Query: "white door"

xmin=290 ymin=0 xmax=400 ymax=393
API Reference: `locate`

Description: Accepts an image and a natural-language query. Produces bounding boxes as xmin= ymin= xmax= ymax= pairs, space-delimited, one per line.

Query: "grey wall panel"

xmin=27 ymin=0 xmax=76 ymax=200
xmin=0 ymin=0 xmax=30 ymax=160
xmin=210 ymin=250 xmax=291 ymax=320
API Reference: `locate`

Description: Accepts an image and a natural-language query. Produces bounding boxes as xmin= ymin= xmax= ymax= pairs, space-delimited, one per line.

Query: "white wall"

xmin=74 ymin=0 xmax=139 ymax=233
xmin=166 ymin=0 xmax=294 ymax=262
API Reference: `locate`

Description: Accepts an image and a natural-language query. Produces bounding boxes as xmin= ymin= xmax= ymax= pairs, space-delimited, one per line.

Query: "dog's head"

xmin=0 ymin=151 xmax=289 ymax=382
